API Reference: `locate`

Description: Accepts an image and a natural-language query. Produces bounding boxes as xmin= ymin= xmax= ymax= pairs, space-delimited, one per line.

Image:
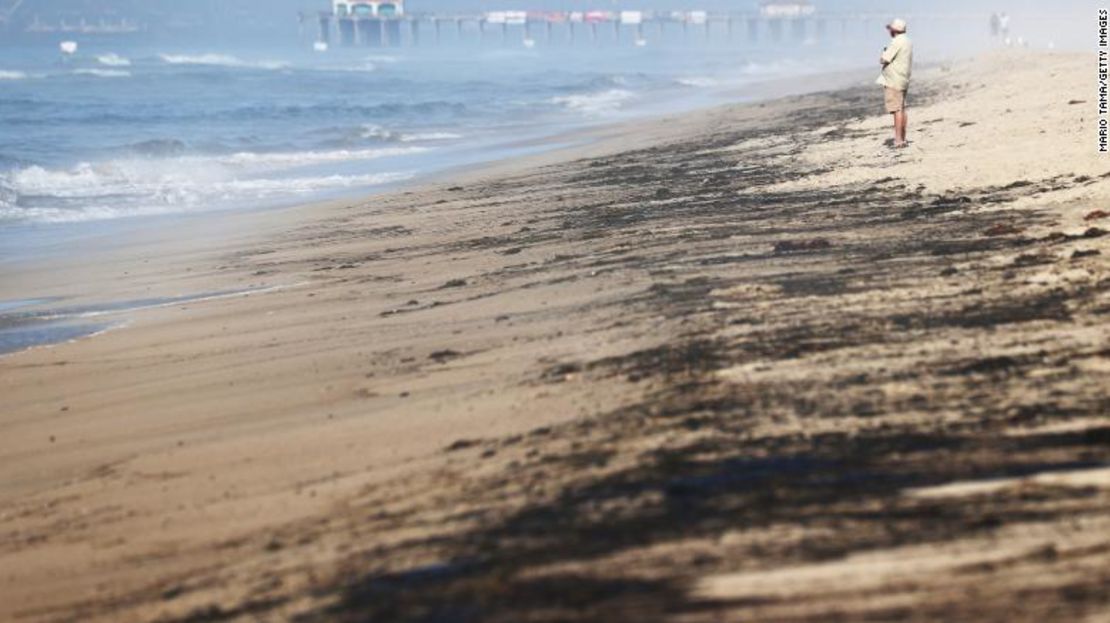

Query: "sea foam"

xmin=159 ymin=53 xmax=289 ymax=71
xmin=358 ymin=125 xmax=462 ymax=143
xmin=0 ymin=139 xmax=427 ymax=224
xmin=677 ymin=77 xmax=719 ymax=88
xmin=401 ymin=132 xmax=463 ymax=143
xmin=96 ymin=53 xmax=132 ymax=67
xmin=211 ymin=146 xmax=427 ymax=169
xmin=551 ymin=89 xmax=635 ymax=115
xmin=74 ymin=68 xmax=131 ymax=78
xmin=0 ymin=161 xmax=413 ymax=224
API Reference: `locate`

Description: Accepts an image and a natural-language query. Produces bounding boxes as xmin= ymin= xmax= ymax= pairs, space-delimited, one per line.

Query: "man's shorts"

xmin=885 ymin=87 xmax=908 ymax=113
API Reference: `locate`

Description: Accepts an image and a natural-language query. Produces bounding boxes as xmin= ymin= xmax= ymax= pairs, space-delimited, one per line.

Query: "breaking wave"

xmin=356 ymin=125 xmax=462 ymax=143
xmin=550 ymin=89 xmax=635 ymax=115
xmin=677 ymin=76 xmax=719 ymax=88
xmin=96 ymin=53 xmax=132 ymax=67
xmin=0 ymin=161 xmax=413 ymax=224
xmin=0 ymin=145 xmax=424 ymax=224
xmin=401 ymin=131 xmax=463 ymax=142
xmin=211 ymin=146 xmax=426 ymax=168
xmin=158 ymin=53 xmax=289 ymax=71
xmin=74 ymin=68 xmax=131 ymax=78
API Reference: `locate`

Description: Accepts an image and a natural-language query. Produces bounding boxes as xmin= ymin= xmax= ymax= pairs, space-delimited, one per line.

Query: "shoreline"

xmin=0 ymin=63 xmax=883 ymax=359
xmin=2 ymin=49 xmax=1108 ymax=622
xmin=0 ymin=61 xmax=882 ymax=276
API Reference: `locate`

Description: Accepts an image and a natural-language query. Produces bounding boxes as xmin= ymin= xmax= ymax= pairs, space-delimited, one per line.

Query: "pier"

xmin=301 ymin=1 xmax=971 ymax=49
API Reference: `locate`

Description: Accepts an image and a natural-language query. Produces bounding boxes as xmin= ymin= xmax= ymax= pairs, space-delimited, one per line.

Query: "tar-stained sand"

xmin=2 ymin=50 xmax=1109 ymax=622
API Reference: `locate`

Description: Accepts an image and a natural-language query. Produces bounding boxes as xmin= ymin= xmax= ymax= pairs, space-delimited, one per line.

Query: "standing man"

xmin=877 ymin=18 xmax=913 ymax=148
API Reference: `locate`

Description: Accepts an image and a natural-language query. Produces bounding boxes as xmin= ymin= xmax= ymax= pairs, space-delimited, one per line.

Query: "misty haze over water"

xmin=0 ymin=0 xmax=1090 ymax=255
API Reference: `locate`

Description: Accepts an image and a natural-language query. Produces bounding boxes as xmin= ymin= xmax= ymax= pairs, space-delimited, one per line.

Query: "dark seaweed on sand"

xmin=145 ymin=83 xmax=1110 ymax=623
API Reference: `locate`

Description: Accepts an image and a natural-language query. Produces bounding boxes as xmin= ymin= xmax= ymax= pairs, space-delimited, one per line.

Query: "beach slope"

xmin=2 ymin=50 xmax=1109 ymax=622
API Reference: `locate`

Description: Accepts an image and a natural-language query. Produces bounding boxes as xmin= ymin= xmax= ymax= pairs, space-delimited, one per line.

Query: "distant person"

xmin=877 ymin=18 xmax=913 ymax=149
xmin=999 ymin=12 xmax=1011 ymax=41
xmin=990 ymin=13 xmax=1001 ymax=38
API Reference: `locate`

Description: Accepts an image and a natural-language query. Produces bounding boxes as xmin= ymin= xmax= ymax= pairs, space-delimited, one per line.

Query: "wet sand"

xmin=2 ymin=50 xmax=1108 ymax=622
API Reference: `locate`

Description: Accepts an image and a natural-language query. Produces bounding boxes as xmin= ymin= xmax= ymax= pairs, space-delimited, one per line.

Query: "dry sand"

xmin=1 ymin=50 xmax=1108 ymax=622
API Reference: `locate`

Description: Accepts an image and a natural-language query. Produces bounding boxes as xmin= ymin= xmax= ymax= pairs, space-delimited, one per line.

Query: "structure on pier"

xmin=333 ymin=0 xmax=404 ymax=18
xmin=323 ymin=0 xmax=407 ymax=47
xmin=760 ymin=2 xmax=816 ymax=18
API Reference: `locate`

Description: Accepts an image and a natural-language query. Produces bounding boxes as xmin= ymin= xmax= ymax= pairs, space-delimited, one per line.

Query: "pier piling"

xmin=769 ymin=18 xmax=783 ymax=41
xmin=338 ymin=17 xmax=355 ymax=45
xmin=357 ymin=18 xmax=382 ymax=46
xmin=318 ymin=14 xmax=331 ymax=45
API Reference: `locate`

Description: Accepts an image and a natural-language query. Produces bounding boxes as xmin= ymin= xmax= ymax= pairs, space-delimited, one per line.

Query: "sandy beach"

xmin=2 ymin=49 xmax=1109 ymax=622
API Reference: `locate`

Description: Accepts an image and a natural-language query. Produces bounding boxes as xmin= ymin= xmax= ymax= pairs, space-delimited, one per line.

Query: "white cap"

xmin=888 ymin=18 xmax=907 ymax=33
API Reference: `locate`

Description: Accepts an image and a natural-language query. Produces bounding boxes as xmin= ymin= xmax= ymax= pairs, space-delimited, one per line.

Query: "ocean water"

xmin=0 ymin=36 xmax=858 ymax=255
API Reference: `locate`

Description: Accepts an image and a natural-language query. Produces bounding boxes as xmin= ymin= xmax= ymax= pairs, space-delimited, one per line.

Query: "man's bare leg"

xmin=894 ymin=110 xmax=908 ymax=147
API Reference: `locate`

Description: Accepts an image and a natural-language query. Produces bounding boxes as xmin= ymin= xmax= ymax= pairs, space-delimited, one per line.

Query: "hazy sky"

xmin=9 ymin=0 xmax=1100 ymax=15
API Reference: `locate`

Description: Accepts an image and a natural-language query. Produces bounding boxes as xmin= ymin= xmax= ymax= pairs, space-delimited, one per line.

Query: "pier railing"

xmin=300 ymin=10 xmax=976 ymax=48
